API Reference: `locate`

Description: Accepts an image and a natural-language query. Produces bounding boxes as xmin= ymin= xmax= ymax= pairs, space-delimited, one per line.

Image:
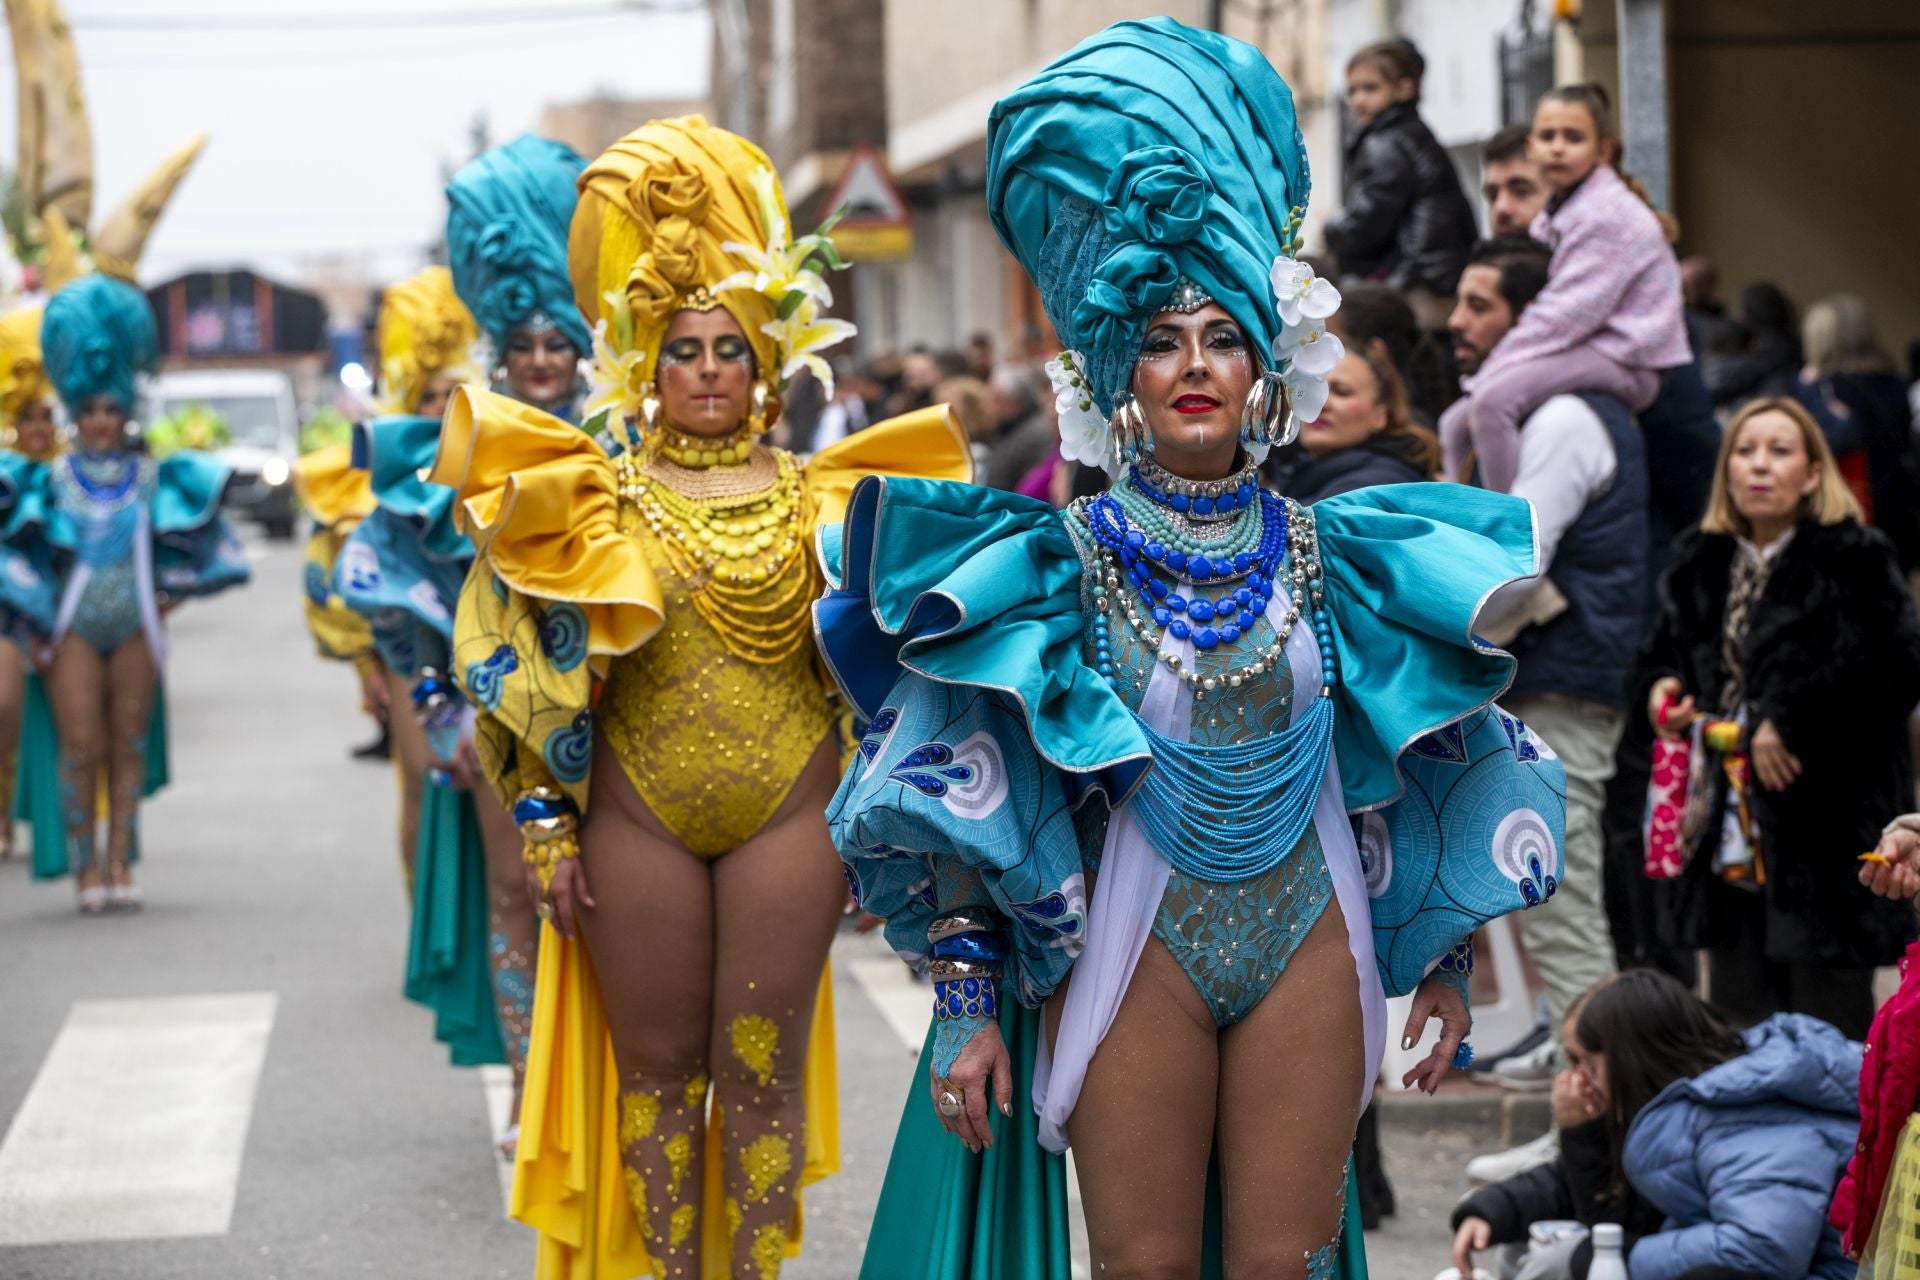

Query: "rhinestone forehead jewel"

xmin=1158 ymin=277 xmax=1214 ymax=315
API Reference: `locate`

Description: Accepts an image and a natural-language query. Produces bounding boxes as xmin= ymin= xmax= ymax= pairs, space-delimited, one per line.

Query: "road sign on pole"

xmin=823 ymin=143 xmax=913 ymax=262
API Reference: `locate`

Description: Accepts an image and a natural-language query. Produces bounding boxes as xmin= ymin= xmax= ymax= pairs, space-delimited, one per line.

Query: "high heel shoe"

xmin=77 ymin=884 xmax=109 ymax=915
xmin=106 ymin=864 xmax=143 ymax=912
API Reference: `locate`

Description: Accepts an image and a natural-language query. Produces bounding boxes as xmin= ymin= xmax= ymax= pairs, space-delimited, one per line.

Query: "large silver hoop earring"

xmin=1241 ymin=371 xmax=1296 ymax=449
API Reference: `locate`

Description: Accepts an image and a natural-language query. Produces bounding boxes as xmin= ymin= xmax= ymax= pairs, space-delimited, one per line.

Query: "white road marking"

xmin=481 ymin=1064 xmax=514 ymax=1216
xmin=0 ymin=992 xmax=276 ymax=1245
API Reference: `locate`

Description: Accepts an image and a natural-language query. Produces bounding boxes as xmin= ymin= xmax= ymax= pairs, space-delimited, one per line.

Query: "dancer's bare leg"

xmin=708 ymin=737 xmax=844 ymax=1276
xmin=1055 ymin=938 xmax=1219 ymax=1280
xmin=0 ymin=639 xmax=24 ymax=857
xmin=385 ymin=668 xmax=428 ymax=888
xmin=101 ymin=636 xmax=157 ymax=889
xmin=45 ymin=638 xmax=107 ymax=892
xmin=1215 ymin=902 xmax=1364 ymax=1278
xmin=578 ymin=739 xmax=715 ymax=1279
xmin=473 ymin=783 xmax=536 ymax=1119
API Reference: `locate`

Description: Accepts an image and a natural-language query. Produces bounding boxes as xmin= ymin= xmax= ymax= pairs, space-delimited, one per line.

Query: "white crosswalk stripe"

xmin=0 ymin=992 xmax=276 ymax=1245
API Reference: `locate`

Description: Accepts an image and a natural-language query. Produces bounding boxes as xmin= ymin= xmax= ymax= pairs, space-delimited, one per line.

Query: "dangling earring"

xmin=1109 ymin=392 xmax=1149 ymax=468
xmin=639 ymin=391 xmax=662 ymax=440
xmin=747 ymin=378 xmax=779 ymax=438
xmin=1241 ymin=372 xmax=1295 ymax=449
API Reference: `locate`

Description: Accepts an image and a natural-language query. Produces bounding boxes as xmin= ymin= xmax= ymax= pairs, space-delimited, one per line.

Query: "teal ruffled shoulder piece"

xmin=0 ymin=456 xmax=57 ymax=634
xmin=152 ymin=452 xmax=251 ymax=600
xmin=816 ymin=474 xmax=1149 ymax=800
xmin=0 ymin=452 xmax=50 ymax=538
xmin=354 ymin=415 xmax=470 ymax=562
xmin=1312 ymin=482 xmax=1538 ymax=811
xmin=152 ymin=449 xmax=232 ymax=536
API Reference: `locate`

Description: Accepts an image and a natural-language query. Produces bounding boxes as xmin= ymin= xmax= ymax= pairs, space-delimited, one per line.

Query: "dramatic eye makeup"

xmin=659 ymin=335 xmax=754 ymax=368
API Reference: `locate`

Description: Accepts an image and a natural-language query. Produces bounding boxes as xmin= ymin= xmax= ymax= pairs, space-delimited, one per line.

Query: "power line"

xmin=68 ymin=1 xmax=701 ymax=33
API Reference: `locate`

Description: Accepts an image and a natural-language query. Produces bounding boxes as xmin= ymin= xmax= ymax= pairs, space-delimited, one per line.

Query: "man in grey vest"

xmin=1449 ymin=236 xmax=1649 ymax=1179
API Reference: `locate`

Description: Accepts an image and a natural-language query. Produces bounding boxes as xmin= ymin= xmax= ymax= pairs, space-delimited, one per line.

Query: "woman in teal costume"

xmin=340 ymin=134 xmax=591 ymax=1126
xmin=818 ymin=20 xmax=1567 ymax=1278
xmin=0 ymin=275 xmax=246 ymax=912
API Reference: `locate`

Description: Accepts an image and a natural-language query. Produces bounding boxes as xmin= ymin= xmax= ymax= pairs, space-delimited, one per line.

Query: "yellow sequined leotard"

xmin=596 ymin=447 xmax=841 ymax=858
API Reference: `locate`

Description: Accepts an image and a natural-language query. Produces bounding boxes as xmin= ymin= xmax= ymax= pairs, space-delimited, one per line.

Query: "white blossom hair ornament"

xmin=1269 ymin=255 xmax=1343 ymax=425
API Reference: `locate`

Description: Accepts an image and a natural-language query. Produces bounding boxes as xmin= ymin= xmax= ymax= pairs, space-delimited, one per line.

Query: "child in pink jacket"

xmin=1441 ymin=84 xmax=1690 ymax=491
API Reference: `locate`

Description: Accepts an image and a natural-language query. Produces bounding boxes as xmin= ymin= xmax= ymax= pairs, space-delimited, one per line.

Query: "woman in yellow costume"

xmin=292 ymin=405 xmax=382 ymax=759
xmin=429 ymin=115 xmax=972 ymax=1279
xmin=0 ymin=302 xmax=61 ymax=861
xmin=337 ymin=266 xmax=479 ymax=886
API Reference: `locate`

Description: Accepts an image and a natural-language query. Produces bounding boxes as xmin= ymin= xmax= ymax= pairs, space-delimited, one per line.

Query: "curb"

xmin=1377 ymin=1083 xmax=1553 ymax=1147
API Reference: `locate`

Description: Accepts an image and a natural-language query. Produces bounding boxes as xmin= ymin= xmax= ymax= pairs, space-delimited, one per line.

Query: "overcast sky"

xmin=0 ymin=0 xmax=712 ymax=286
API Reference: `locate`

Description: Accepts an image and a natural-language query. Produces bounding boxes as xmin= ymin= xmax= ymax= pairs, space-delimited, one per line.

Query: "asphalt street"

xmin=0 ymin=533 xmax=1489 ymax=1280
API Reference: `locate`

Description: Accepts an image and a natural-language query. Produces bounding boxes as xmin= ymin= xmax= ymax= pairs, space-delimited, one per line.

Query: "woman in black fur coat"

xmin=1638 ymin=396 xmax=1920 ymax=1039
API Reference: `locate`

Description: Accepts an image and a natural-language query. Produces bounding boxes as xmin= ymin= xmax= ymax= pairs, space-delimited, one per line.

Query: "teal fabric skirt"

xmin=403 ymin=776 xmax=506 ymax=1067
xmin=17 ymin=674 xmax=167 ymax=880
xmin=862 ymin=1004 xmax=1369 ymax=1279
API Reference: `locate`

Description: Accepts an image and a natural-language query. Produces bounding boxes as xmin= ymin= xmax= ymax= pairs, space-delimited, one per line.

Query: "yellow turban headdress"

xmin=0 ymin=305 xmax=54 ymax=424
xmin=569 ymin=115 xmax=855 ymax=426
xmin=376 ymin=265 xmax=481 ymax=415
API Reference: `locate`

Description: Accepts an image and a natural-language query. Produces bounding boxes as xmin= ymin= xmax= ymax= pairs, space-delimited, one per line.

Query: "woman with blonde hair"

xmin=1792 ymin=292 xmax=1920 ymax=571
xmin=1639 ymin=395 xmax=1920 ymax=1039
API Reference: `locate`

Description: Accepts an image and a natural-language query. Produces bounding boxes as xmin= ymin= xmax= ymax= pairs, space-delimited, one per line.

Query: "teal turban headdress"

xmin=987 ymin=18 xmax=1342 ymax=464
xmin=41 ymin=274 xmax=158 ymax=416
xmin=446 ymin=133 xmax=592 ymax=356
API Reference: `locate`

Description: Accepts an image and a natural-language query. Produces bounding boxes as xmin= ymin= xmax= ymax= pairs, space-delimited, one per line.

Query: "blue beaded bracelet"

xmin=930 ymin=931 xmax=1008 ymax=965
xmin=933 ymin=974 xmax=999 ymax=1022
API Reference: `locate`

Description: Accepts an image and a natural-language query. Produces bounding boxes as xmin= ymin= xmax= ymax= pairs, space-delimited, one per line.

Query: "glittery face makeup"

xmin=1132 ymin=303 xmax=1254 ymax=479
xmin=503 ymin=327 xmax=578 ymax=407
xmin=656 ymin=307 xmax=756 ymax=438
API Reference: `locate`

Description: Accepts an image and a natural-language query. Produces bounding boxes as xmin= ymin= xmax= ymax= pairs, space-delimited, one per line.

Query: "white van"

xmin=148 ymin=368 xmax=300 ymax=539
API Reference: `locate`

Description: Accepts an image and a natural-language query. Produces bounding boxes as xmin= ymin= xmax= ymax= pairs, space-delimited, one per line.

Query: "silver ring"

xmin=936 ymin=1089 xmax=964 ymax=1119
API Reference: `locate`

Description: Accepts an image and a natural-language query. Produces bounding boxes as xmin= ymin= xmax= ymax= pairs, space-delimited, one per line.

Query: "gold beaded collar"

xmin=655 ymin=420 xmax=756 ymax=468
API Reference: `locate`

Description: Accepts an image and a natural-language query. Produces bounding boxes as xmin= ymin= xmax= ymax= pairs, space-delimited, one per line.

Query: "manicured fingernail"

xmin=1400 ymin=1034 xmax=1415 ymax=1051
xmin=999 ymin=1100 xmax=1012 ymax=1118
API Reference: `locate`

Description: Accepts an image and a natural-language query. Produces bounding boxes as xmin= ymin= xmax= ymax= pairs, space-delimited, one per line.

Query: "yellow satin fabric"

xmin=511 ymin=925 xmax=841 ymax=1280
xmin=292 ymin=442 xmax=375 ymax=530
xmin=596 ymin=403 xmax=974 ymax=857
xmin=293 ymin=444 xmax=377 ymax=662
xmin=376 ymin=266 xmax=479 ymax=414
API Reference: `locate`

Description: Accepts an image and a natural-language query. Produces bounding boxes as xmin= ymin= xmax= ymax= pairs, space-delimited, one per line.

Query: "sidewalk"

xmin=1367 ymin=1079 xmax=1552 ymax=1278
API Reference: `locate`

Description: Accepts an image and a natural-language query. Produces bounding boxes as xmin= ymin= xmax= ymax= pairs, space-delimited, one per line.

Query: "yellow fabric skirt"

xmin=510 ymin=923 xmax=840 ymax=1279
xmin=1862 ymin=1114 xmax=1920 ymax=1278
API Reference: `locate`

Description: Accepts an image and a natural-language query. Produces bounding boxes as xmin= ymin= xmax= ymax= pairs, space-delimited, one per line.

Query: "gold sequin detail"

xmin=730 ymin=1014 xmax=779 ymax=1087
xmin=664 ymin=1131 xmax=693 ymax=1198
xmin=615 ymin=446 xmax=816 ymax=663
xmin=749 ymin=1222 xmax=789 ymax=1280
xmin=740 ymin=1132 xmax=792 ymax=1204
xmin=725 ymin=1197 xmax=743 ymax=1242
xmin=619 ymin=1090 xmax=661 ymax=1146
xmin=624 ymin=1168 xmax=653 ymax=1239
xmin=669 ymin=1203 xmax=697 ymax=1248
xmin=684 ymin=1073 xmax=710 ymax=1109
xmin=597 ymin=467 xmax=836 ymax=858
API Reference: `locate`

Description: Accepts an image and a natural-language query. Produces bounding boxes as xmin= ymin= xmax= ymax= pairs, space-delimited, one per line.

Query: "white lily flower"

xmin=761 ymin=295 xmax=856 ymax=397
xmin=1269 ymin=256 xmax=1341 ymax=329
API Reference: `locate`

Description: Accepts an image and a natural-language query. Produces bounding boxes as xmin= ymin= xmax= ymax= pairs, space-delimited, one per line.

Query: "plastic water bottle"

xmin=1588 ymin=1222 xmax=1630 ymax=1279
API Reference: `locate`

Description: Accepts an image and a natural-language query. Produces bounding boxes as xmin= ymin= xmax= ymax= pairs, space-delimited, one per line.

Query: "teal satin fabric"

xmin=818 ymin=475 xmax=1150 ymax=800
xmin=404 ymin=778 xmax=508 ymax=1067
xmin=818 ymin=476 xmax=1537 ymax=816
xmin=352 ymin=416 xmax=471 ymax=563
xmin=445 ymin=133 xmax=590 ymax=355
xmin=1312 ymin=483 xmax=1538 ymax=810
xmin=42 ymin=275 xmax=155 ymax=416
xmin=985 ymin=17 xmax=1310 ymax=414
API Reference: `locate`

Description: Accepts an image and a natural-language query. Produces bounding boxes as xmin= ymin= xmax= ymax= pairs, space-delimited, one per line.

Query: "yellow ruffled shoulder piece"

xmin=512 ymin=926 xmax=840 ymax=1280
xmin=801 ymin=402 xmax=974 ymax=531
xmin=291 ymin=442 xmax=375 ymax=532
xmin=429 ymin=386 xmax=665 ymax=660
